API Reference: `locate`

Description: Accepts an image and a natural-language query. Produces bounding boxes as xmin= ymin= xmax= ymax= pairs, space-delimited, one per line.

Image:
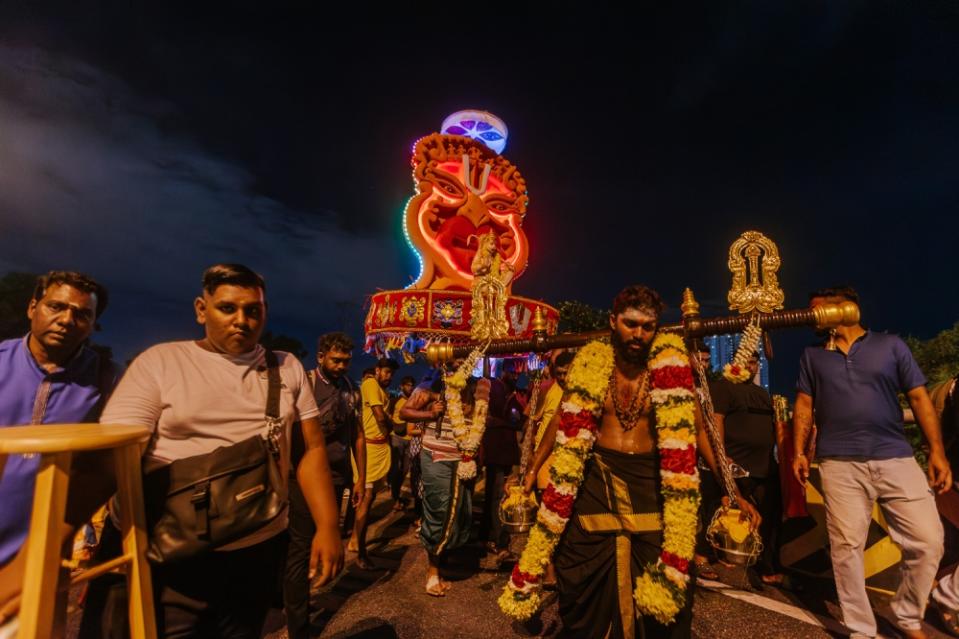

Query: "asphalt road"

xmin=65 ymin=485 xmax=955 ymax=638
xmin=261 ymin=488 xmax=957 ymax=639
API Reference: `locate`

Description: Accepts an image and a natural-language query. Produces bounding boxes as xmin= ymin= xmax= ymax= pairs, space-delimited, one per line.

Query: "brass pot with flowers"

xmin=706 ymin=505 xmax=763 ymax=566
xmin=499 ymin=485 xmax=538 ymax=533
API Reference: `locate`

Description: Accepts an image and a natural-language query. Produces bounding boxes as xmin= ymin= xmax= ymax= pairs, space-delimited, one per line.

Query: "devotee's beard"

xmin=611 ymin=331 xmax=650 ymax=365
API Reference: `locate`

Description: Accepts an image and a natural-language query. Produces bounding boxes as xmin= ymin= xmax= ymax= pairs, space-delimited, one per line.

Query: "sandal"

xmin=931 ymin=598 xmax=959 ymax=638
xmin=696 ymin=561 xmax=719 ymax=581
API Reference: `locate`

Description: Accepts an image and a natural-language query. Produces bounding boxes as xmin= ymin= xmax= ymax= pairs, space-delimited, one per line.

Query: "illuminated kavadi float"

xmin=364 ymin=110 xmax=558 ymax=358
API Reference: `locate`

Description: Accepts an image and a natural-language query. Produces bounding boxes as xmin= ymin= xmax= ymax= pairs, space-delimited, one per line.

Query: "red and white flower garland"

xmin=498 ymin=333 xmax=701 ymax=625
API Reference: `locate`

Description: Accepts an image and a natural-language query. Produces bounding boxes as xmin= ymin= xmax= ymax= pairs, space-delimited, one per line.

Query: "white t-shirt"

xmin=101 ymin=340 xmax=319 ymax=549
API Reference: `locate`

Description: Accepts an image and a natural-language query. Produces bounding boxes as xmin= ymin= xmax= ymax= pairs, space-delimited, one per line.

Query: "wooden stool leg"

xmin=18 ymin=452 xmax=72 ymax=639
xmin=114 ymin=443 xmax=157 ymax=639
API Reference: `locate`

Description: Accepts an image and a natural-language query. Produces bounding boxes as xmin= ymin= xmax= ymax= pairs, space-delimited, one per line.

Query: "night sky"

xmin=1 ymin=3 xmax=957 ymax=394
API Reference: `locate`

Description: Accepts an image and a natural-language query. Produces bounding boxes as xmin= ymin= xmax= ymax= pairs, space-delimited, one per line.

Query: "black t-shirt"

xmin=291 ymin=370 xmax=357 ymax=487
xmin=708 ymin=378 xmax=776 ymax=478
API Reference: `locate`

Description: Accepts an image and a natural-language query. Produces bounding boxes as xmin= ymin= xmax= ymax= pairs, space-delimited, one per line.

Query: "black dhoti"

xmin=555 ymin=447 xmax=693 ymax=639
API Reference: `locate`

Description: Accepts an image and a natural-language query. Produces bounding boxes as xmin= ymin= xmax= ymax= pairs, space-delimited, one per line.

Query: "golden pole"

xmin=425 ymin=299 xmax=858 ymax=365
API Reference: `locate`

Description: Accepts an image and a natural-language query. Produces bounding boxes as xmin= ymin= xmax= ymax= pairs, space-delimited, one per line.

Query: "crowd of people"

xmin=0 ymin=268 xmax=957 ymax=639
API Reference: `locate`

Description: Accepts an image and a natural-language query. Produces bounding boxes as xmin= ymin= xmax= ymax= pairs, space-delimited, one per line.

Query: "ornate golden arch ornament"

xmin=727 ymin=230 xmax=785 ymax=314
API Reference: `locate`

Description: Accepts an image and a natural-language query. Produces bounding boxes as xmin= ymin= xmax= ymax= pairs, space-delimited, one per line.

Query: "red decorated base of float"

xmin=364 ymin=288 xmax=558 ymax=352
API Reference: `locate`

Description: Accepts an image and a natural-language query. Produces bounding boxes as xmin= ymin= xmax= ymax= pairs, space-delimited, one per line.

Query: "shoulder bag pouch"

xmin=144 ymin=349 xmax=285 ymax=564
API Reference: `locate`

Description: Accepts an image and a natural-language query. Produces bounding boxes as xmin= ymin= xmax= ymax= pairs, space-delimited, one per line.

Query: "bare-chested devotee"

xmin=523 ymin=285 xmax=760 ymax=639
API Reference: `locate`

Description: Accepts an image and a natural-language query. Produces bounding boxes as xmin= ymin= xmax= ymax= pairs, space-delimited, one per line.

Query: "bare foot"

xmin=425 ymin=575 xmax=446 ymax=597
xmin=895 ymin=627 xmax=929 ymax=639
xmin=696 ymin=561 xmax=719 ymax=581
xmin=930 ymin=598 xmax=959 ymax=638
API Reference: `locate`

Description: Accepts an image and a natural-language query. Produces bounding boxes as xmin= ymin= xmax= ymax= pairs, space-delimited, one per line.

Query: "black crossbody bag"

xmin=143 ymin=350 xmax=286 ymax=564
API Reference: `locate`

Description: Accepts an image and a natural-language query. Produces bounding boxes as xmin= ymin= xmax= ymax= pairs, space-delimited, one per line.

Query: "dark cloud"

xmin=0 ymin=44 xmax=401 ymax=360
xmin=1 ymin=4 xmax=957 ymax=391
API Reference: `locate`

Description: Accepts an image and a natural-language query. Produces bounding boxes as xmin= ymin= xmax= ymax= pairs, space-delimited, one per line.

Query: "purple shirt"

xmin=797 ymin=331 xmax=925 ymax=459
xmin=0 ymin=336 xmax=115 ymax=566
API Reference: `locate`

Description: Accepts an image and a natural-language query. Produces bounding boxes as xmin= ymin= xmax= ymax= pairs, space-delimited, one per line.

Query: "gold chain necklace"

xmin=607 ymin=368 xmax=651 ymax=432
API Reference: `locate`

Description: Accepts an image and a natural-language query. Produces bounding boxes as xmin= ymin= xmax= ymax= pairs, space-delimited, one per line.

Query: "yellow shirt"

xmin=358 ymin=377 xmax=391 ymax=483
xmin=535 ymin=383 xmax=565 ymax=448
xmin=361 ymin=377 xmax=388 ymax=441
xmin=393 ymin=396 xmax=411 ymax=440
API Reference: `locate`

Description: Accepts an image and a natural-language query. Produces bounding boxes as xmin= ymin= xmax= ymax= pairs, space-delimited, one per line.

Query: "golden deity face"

xmin=403 ymin=133 xmax=529 ymax=291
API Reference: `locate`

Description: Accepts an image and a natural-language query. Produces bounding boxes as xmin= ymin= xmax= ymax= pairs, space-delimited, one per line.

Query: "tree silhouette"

xmin=557 ymin=300 xmax=609 ymax=333
xmin=0 ymin=272 xmax=36 ymax=340
xmin=259 ymin=331 xmax=308 ymax=360
xmin=906 ymin=322 xmax=959 ymax=387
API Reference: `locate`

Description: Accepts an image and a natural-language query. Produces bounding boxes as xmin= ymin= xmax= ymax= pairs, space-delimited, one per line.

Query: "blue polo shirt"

xmin=797 ymin=331 xmax=925 ymax=459
xmin=0 ymin=336 xmax=115 ymax=566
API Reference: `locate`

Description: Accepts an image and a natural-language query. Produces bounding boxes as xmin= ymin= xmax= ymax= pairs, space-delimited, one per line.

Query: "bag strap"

xmin=265 ymin=349 xmax=281 ymax=420
xmin=264 ymin=349 xmax=282 ymax=459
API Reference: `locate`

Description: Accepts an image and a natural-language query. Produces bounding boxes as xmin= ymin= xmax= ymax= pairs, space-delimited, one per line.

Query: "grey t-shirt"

xmin=102 ymin=341 xmax=319 ymax=549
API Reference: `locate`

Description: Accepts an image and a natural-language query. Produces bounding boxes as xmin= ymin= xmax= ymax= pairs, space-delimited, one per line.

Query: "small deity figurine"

xmin=470 ymin=231 xmax=513 ymax=341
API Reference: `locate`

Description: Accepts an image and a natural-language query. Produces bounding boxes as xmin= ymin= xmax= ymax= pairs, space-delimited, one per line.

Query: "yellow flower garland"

xmin=500 ymin=334 xmax=701 ymax=627
xmin=633 ymin=332 xmax=700 ymax=624
xmin=498 ymin=341 xmax=613 ymax=620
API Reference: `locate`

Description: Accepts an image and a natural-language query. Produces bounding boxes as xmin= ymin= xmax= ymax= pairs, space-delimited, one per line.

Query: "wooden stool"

xmin=0 ymin=423 xmax=156 ymax=639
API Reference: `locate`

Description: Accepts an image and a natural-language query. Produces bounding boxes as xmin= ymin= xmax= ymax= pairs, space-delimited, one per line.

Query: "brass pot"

xmin=499 ymin=486 xmax=538 ymax=533
xmin=706 ymin=507 xmax=763 ymax=566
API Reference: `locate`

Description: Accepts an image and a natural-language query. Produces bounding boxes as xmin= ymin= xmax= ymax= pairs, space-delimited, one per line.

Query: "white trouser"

xmin=934 ymin=565 xmax=959 ymax=611
xmin=820 ymin=457 xmax=943 ymax=637
xmin=932 ymin=483 xmax=959 ymax=611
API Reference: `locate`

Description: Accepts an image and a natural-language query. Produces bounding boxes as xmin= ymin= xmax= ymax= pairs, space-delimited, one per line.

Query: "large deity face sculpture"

xmin=404 ymin=133 xmax=529 ymax=291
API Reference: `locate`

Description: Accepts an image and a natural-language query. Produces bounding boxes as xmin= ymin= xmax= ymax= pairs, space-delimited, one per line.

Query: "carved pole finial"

xmin=531 ymin=305 xmax=548 ymax=336
xmin=681 ymin=288 xmax=701 ymax=318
